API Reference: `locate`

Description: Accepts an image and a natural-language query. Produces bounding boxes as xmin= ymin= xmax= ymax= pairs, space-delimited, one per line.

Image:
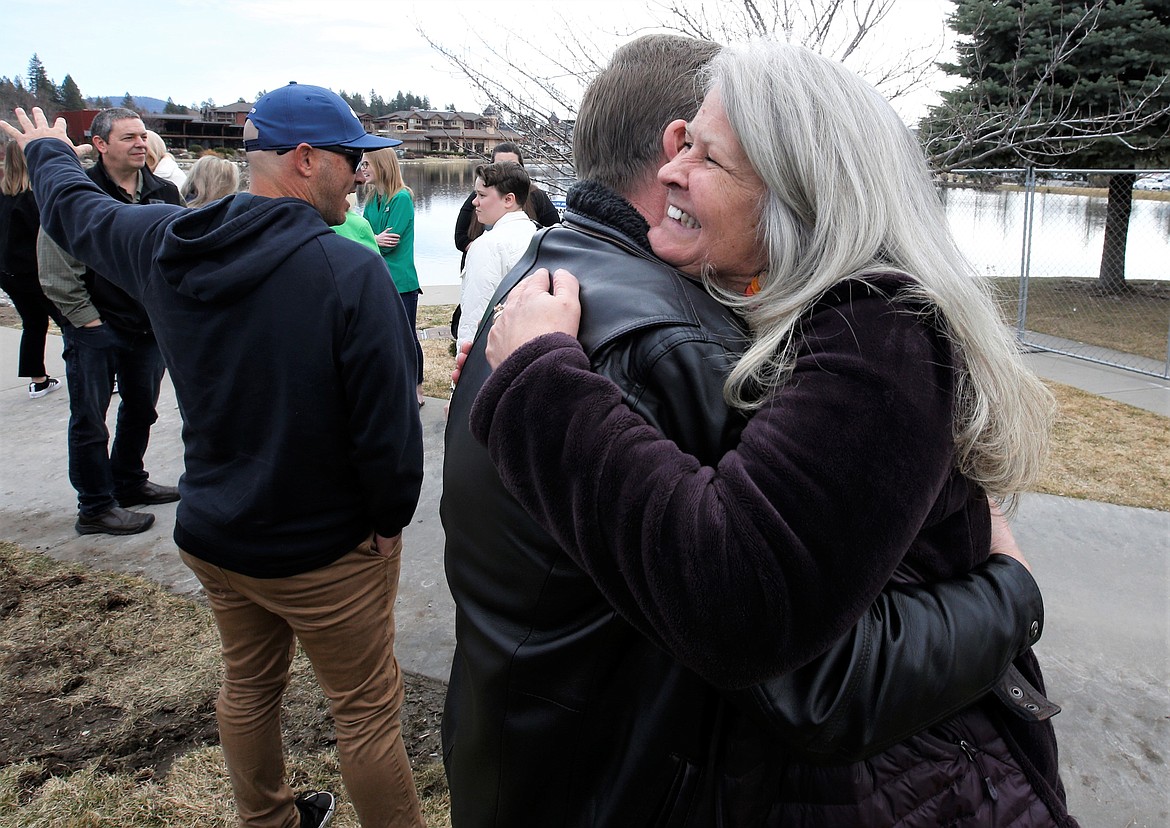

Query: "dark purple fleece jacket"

xmin=470 ymin=274 xmax=1075 ymax=824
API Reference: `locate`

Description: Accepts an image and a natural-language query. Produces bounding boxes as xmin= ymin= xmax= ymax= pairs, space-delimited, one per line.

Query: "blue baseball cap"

xmin=243 ymin=82 xmax=402 ymax=151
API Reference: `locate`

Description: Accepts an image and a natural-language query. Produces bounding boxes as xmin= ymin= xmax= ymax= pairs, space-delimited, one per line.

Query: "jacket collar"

xmin=89 ymin=157 xmax=169 ymax=204
xmin=564 ymin=180 xmax=651 ymax=254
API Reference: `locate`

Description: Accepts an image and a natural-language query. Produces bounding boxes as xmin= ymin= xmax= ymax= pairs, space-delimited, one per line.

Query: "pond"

xmin=399 ymin=161 xmax=1170 ymax=288
xmin=941 ymin=187 xmax=1170 ymax=282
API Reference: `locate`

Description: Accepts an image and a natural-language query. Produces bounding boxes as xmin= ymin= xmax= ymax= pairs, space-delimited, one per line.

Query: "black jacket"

xmin=77 ymin=158 xmax=183 ymax=333
xmin=441 ymin=180 xmax=1044 ymax=826
xmin=0 ymin=189 xmax=40 ymax=278
xmin=28 ymin=138 xmax=423 ymax=577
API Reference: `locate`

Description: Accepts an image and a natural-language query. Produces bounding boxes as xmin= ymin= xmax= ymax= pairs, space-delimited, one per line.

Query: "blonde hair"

xmin=181 ymin=155 xmax=240 ymax=207
xmin=2 ymin=142 xmax=30 ymax=195
xmin=362 ymin=147 xmax=411 ymax=200
xmin=709 ymin=41 xmax=1053 ymax=506
xmin=144 ymin=130 xmax=170 ymax=171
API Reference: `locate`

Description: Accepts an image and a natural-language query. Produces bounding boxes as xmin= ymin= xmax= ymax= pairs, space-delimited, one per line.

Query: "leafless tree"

xmin=640 ymin=0 xmax=942 ymax=101
xmin=419 ymin=0 xmax=945 ymax=184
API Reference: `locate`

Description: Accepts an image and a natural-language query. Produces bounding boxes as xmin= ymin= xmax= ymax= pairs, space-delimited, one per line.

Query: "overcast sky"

xmin=2 ymin=0 xmax=957 ymax=123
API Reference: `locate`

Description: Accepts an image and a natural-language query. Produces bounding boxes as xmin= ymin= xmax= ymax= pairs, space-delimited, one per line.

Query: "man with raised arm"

xmin=6 ymin=84 xmax=425 ymax=828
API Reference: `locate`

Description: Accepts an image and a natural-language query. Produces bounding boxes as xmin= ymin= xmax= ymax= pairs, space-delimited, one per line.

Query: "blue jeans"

xmin=61 ymin=323 xmax=165 ymax=517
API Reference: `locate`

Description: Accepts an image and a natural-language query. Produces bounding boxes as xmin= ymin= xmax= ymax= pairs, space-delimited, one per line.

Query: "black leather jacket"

xmin=441 ymin=181 xmax=1043 ymax=826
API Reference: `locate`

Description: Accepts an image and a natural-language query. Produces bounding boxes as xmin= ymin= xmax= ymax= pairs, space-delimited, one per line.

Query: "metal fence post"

xmin=1163 ymin=315 xmax=1169 ymax=378
xmin=946 ymin=166 xmax=1169 ymax=379
xmin=1016 ymin=166 xmax=1036 ymax=337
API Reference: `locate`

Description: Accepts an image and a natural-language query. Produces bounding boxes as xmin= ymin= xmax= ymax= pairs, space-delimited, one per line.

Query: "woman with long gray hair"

xmin=474 ymin=40 xmax=1076 ymax=825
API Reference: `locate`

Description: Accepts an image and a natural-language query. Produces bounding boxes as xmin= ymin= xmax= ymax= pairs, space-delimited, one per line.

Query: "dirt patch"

xmin=0 ymin=542 xmax=448 ymax=808
xmin=0 ymin=303 xmax=21 ymax=329
xmin=0 ymin=692 xmax=219 ymax=785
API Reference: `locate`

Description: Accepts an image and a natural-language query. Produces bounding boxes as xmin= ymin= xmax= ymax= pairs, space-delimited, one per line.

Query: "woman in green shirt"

xmin=361 ymin=148 xmax=424 ymax=405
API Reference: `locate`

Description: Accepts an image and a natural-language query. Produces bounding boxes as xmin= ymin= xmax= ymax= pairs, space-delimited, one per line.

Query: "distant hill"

xmin=92 ymin=95 xmax=170 ymax=113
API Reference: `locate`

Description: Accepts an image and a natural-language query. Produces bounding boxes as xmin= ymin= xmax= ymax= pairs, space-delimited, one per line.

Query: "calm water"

xmin=939 ymin=188 xmax=1169 ymax=281
xmin=399 ymin=160 xmax=480 ymax=289
xmin=399 ymin=162 xmax=1170 ymax=286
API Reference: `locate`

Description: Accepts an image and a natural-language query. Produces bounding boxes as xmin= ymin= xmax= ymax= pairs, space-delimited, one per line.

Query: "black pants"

xmin=0 ymin=271 xmax=65 ymax=378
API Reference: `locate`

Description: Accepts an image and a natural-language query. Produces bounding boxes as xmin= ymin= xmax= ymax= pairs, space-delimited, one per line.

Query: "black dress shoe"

xmin=75 ymin=506 xmax=156 ymax=536
xmin=116 ymin=481 xmax=181 ymax=508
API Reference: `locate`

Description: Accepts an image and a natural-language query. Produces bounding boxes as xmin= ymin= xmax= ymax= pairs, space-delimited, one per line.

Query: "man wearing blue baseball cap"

xmin=3 ymin=84 xmax=422 ymax=828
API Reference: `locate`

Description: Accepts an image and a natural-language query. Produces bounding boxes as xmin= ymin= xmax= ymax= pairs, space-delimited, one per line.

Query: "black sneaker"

xmin=294 ymin=791 xmax=335 ymax=828
xmin=29 ymin=377 xmax=61 ymax=399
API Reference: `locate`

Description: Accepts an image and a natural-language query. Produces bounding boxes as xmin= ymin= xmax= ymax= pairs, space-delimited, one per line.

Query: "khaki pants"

xmin=182 ymin=537 xmax=424 ymax=828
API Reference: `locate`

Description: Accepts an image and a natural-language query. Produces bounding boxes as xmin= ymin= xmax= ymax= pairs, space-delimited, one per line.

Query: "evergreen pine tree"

xmin=370 ymin=89 xmax=386 ymax=117
xmin=922 ymin=0 xmax=1170 ymax=291
xmin=60 ymin=74 xmax=85 ymax=110
xmin=27 ymin=54 xmax=53 ymax=97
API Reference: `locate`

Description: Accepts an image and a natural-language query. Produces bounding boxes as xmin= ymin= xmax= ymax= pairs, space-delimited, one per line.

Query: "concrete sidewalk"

xmin=0 ymin=323 xmax=1166 ymax=826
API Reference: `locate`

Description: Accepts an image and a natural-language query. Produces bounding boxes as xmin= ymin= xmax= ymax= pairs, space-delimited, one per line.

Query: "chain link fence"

xmin=938 ymin=168 xmax=1170 ymax=378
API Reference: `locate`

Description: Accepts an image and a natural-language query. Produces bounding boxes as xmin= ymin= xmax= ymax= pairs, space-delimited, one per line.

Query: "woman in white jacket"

xmin=145 ymin=130 xmax=187 ymax=189
xmin=457 ymin=162 xmax=537 ymax=348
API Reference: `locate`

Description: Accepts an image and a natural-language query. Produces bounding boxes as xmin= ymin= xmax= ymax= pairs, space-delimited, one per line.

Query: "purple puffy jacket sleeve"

xmin=469 ymin=281 xmax=982 ymax=690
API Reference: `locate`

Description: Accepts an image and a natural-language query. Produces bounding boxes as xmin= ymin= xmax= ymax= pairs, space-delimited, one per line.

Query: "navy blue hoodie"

xmin=28 ymin=138 xmax=423 ymax=577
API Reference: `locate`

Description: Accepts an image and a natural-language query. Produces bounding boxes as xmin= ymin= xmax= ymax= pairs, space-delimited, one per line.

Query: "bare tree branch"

xmin=420 ymin=0 xmax=945 ymax=176
xmin=924 ymin=0 xmax=1170 ymax=170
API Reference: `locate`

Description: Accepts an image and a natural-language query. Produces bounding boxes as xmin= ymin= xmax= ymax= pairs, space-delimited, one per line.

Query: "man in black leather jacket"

xmin=441 ymin=35 xmax=1045 ymax=826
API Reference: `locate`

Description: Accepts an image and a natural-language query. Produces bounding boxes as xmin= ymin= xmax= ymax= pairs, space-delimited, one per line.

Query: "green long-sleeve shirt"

xmin=363 ymin=188 xmax=420 ymax=294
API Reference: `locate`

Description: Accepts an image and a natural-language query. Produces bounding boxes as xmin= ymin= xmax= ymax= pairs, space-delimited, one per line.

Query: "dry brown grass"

xmin=989 ymin=278 xmax=1170 ymax=363
xmin=421 ymin=338 xmax=457 ymax=400
xmin=418 ymin=304 xmax=458 ymax=400
xmin=0 ymin=541 xmax=451 ymax=828
xmin=416 ymin=304 xmax=456 ymax=333
xmin=1039 ymin=382 xmax=1170 ymax=512
xmin=0 ymin=747 xmax=452 ymax=827
xmin=1000 ymin=183 xmax=1170 ymax=202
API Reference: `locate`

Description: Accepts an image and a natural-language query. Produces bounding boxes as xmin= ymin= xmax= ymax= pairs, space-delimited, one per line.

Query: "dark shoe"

xmin=75 ymin=506 xmax=156 ymax=536
xmin=116 ymin=481 xmax=180 ymax=508
xmin=29 ymin=377 xmax=62 ymax=399
xmin=294 ymin=791 xmax=335 ymax=828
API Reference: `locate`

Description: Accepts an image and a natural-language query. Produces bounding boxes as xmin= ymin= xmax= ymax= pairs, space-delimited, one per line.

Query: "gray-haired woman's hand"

xmin=988 ymin=497 xmax=1031 ymax=573
xmin=485 ymin=268 xmax=581 ymax=369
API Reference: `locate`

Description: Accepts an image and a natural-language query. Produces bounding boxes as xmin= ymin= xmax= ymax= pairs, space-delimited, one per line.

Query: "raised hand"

xmin=0 ymin=107 xmax=76 ymax=151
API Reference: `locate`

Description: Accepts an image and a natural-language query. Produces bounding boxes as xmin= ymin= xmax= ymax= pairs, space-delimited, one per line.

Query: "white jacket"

xmin=458 ymin=210 xmax=537 ymax=346
xmin=153 ymin=154 xmax=188 ymax=189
